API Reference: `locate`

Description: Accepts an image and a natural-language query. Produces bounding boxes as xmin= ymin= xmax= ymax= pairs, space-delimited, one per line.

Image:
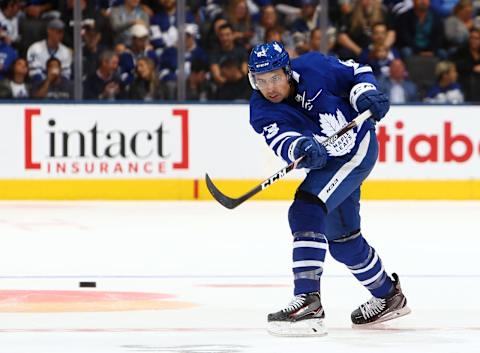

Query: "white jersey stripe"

xmin=354 ymin=66 xmax=373 ymax=75
xmin=288 ymin=137 xmax=304 ymax=162
xmin=349 ymin=252 xmax=379 ymax=274
xmin=293 ymin=241 xmax=328 ymax=250
xmin=359 ymin=265 xmax=385 ymax=286
xmin=268 ymin=131 xmax=301 ymax=149
xmin=293 ymin=260 xmax=324 ymax=268
xmin=276 ymin=136 xmax=294 ymax=156
xmin=318 ymin=132 xmax=371 ymax=202
xmin=349 ymin=82 xmax=376 ymax=111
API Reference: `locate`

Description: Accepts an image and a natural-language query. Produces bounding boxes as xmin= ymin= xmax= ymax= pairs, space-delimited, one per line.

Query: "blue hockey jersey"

xmin=250 ymin=52 xmax=378 ymax=164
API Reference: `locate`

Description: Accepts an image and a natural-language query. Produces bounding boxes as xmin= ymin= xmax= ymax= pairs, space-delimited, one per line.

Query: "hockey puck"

xmin=79 ymin=281 xmax=96 ymax=288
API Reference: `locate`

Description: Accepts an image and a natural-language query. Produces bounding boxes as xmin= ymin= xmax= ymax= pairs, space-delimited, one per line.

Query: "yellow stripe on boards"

xmin=0 ymin=179 xmax=478 ymax=200
xmin=362 ymin=180 xmax=480 ymax=200
xmin=0 ymin=180 xmax=193 ymax=200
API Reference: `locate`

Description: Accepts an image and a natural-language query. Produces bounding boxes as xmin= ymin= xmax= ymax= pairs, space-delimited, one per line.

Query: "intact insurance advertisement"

xmin=0 ymin=104 xmax=269 ymax=179
xmin=0 ymin=104 xmax=478 ymax=180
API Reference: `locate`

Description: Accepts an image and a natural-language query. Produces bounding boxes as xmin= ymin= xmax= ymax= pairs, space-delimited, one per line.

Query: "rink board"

xmin=0 ymin=104 xmax=478 ymax=200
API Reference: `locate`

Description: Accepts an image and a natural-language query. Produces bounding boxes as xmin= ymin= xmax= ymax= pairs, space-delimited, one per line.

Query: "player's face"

xmin=255 ymin=69 xmax=290 ymax=103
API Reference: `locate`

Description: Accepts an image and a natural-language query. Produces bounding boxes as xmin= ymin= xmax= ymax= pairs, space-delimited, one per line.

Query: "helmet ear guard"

xmin=248 ymin=71 xmax=258 ymax=90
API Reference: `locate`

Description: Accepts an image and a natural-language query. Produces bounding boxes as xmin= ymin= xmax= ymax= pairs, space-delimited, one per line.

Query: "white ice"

xmin=0 ymin=200 xmax=478 ymax=353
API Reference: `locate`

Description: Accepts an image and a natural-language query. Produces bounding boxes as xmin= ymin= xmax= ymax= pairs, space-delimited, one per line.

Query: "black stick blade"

xmin=205 ymin=173 xmax=262 ymax=209
xmin=205 ymin=173 xmax=239 ymax=209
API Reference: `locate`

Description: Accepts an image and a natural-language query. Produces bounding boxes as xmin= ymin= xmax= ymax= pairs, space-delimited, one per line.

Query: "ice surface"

xmin=0 ymin=201 xmax=478 ymax=353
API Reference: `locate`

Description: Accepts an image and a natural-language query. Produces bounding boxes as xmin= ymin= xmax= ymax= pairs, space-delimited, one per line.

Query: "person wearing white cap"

xmin=26 ymin=18 xmax=72 ymax=82
xmin=118 ymin=23 xmax=157 ymax=86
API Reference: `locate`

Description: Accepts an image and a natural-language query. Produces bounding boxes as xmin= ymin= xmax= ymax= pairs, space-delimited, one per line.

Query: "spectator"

xmin=209 ymin=23 xmax=248 ymax=86
xmin=0 ymin=0 xmax=21 ymax=46
xmin=24 ymin=0 xmax=54 ymax=19
xmin=453 ymin=28 xmax=480 ymax=101
xmin=0 ymin=57 xmax=29 ymax=98
xmin=251 ymin=5 xmax=280 ymax=45
xmin=290 ymin=0 xmax=322 ymax=34
xmin=128 ymin=56 xmax=164 ymax=100
xmin=378 ymin=58 xmax=419 ymax=102
xmin=150 ymin=0 xmax=194 ymax=54
xmin=94 ymin=0 xmax=124 ymax=47
xmin=84 ymin=50 xmax=123 ymax=100
xmin=395 ymin=0 xmax=446 ymax=58
xmin=26 ymin=19 xmax=72 ymax=83
xmin=337 ymin=0 xmax=394 ymax=59
xmin=444 ymin=0 xmax=474 ymax=53
xmin=186 ymin=59 xmax=211 ymax=101
xmin=309 ymin=27 xmax=335 ymax=54
xmin=119 ymin=23 xmax=157 ymax=85
xmin=83 ymin=23 xmax=105 ymax=79
xmin=290 ymin=31 xmax=310 ymax=57
xmin=227 ymin=0 xmax=254 ymax=49
xmin=0 ymin=26 xmax=17 ymax=79
xmin=32 ymin=57 xmax=73 ymax=99
xmin=358 ymin=22 xmax=400 ymax=78
xmin=110 ymin=0 xmax=149 ymax=45
xmin=159 ymin=23 xmax=208 ymax=98
xmin=425 ymin=60 xmax=465 ymax=103
xmin=265 ymin=27 xmax=283 ymax=43
xmin=214 ymin=58 xmax=250 ymax=100
xmin=329 ymin=0 xmax=353 ymax=27
xmin=202 ymin=15 xmax=227 ymax=52
xmin=20 ymin=0 xmax=57 ymax=52
xmin=59 ymin=0 xmax=98 ymax=48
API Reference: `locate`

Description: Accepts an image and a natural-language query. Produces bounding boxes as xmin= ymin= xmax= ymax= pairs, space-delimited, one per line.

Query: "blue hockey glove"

xmin=293 ymin=137 xmax=328 ymax=169
xmin=356 ymin=90 xmax=390 ymax=121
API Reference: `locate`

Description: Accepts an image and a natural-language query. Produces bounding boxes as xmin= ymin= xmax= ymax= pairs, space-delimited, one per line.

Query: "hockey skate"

xmin=351 ymin=273 xmax=411 ymax=327
xmin=267 ymin=292 xmax=326 ymax=337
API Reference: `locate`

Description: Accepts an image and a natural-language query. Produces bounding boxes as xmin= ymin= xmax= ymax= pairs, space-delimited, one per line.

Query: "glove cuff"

xmin=349 ymin=82 xmax=376 ymax=112
xmin=288 ymin=136 xmax=307 ymax=162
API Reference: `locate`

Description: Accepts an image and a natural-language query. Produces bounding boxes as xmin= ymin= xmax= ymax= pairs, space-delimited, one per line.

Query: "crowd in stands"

xmin=0 ymin=0 xmax=479 ymax=103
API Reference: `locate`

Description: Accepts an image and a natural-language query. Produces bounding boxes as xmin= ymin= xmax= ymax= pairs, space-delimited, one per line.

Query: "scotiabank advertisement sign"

xmin=371 ymin=106 xmax=480 ymax=179
xmin=0 ymin=104 xmax=478 ymax=180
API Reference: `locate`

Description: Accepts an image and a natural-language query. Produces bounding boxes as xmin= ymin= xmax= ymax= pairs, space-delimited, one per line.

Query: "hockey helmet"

xmin=248 ymin=41 xmax=291 ymax=89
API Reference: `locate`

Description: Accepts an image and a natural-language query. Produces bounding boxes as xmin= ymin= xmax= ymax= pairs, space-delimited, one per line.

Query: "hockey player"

xmin=248 ymin=41 xmax=410 ymax=336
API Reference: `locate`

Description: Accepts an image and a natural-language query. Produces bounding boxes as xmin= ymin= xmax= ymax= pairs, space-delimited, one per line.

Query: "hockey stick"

xmin=205 ymin=109 xmax=372 ymax=209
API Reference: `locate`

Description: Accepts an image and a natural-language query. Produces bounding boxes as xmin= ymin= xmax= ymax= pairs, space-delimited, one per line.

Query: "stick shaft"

xmin=206 ymin=110 xmax=372 ymax=209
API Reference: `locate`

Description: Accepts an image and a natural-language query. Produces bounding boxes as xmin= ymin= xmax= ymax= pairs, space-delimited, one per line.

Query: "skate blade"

xmin=352 ymin=306 xmax=411 ymax=328
xmin=267 ymin=318 xmax=327 ymax=337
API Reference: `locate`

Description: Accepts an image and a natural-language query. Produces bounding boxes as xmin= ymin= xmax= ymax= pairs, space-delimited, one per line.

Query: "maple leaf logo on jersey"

xmin=314 ymin=109 xmax=356 ymax=157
